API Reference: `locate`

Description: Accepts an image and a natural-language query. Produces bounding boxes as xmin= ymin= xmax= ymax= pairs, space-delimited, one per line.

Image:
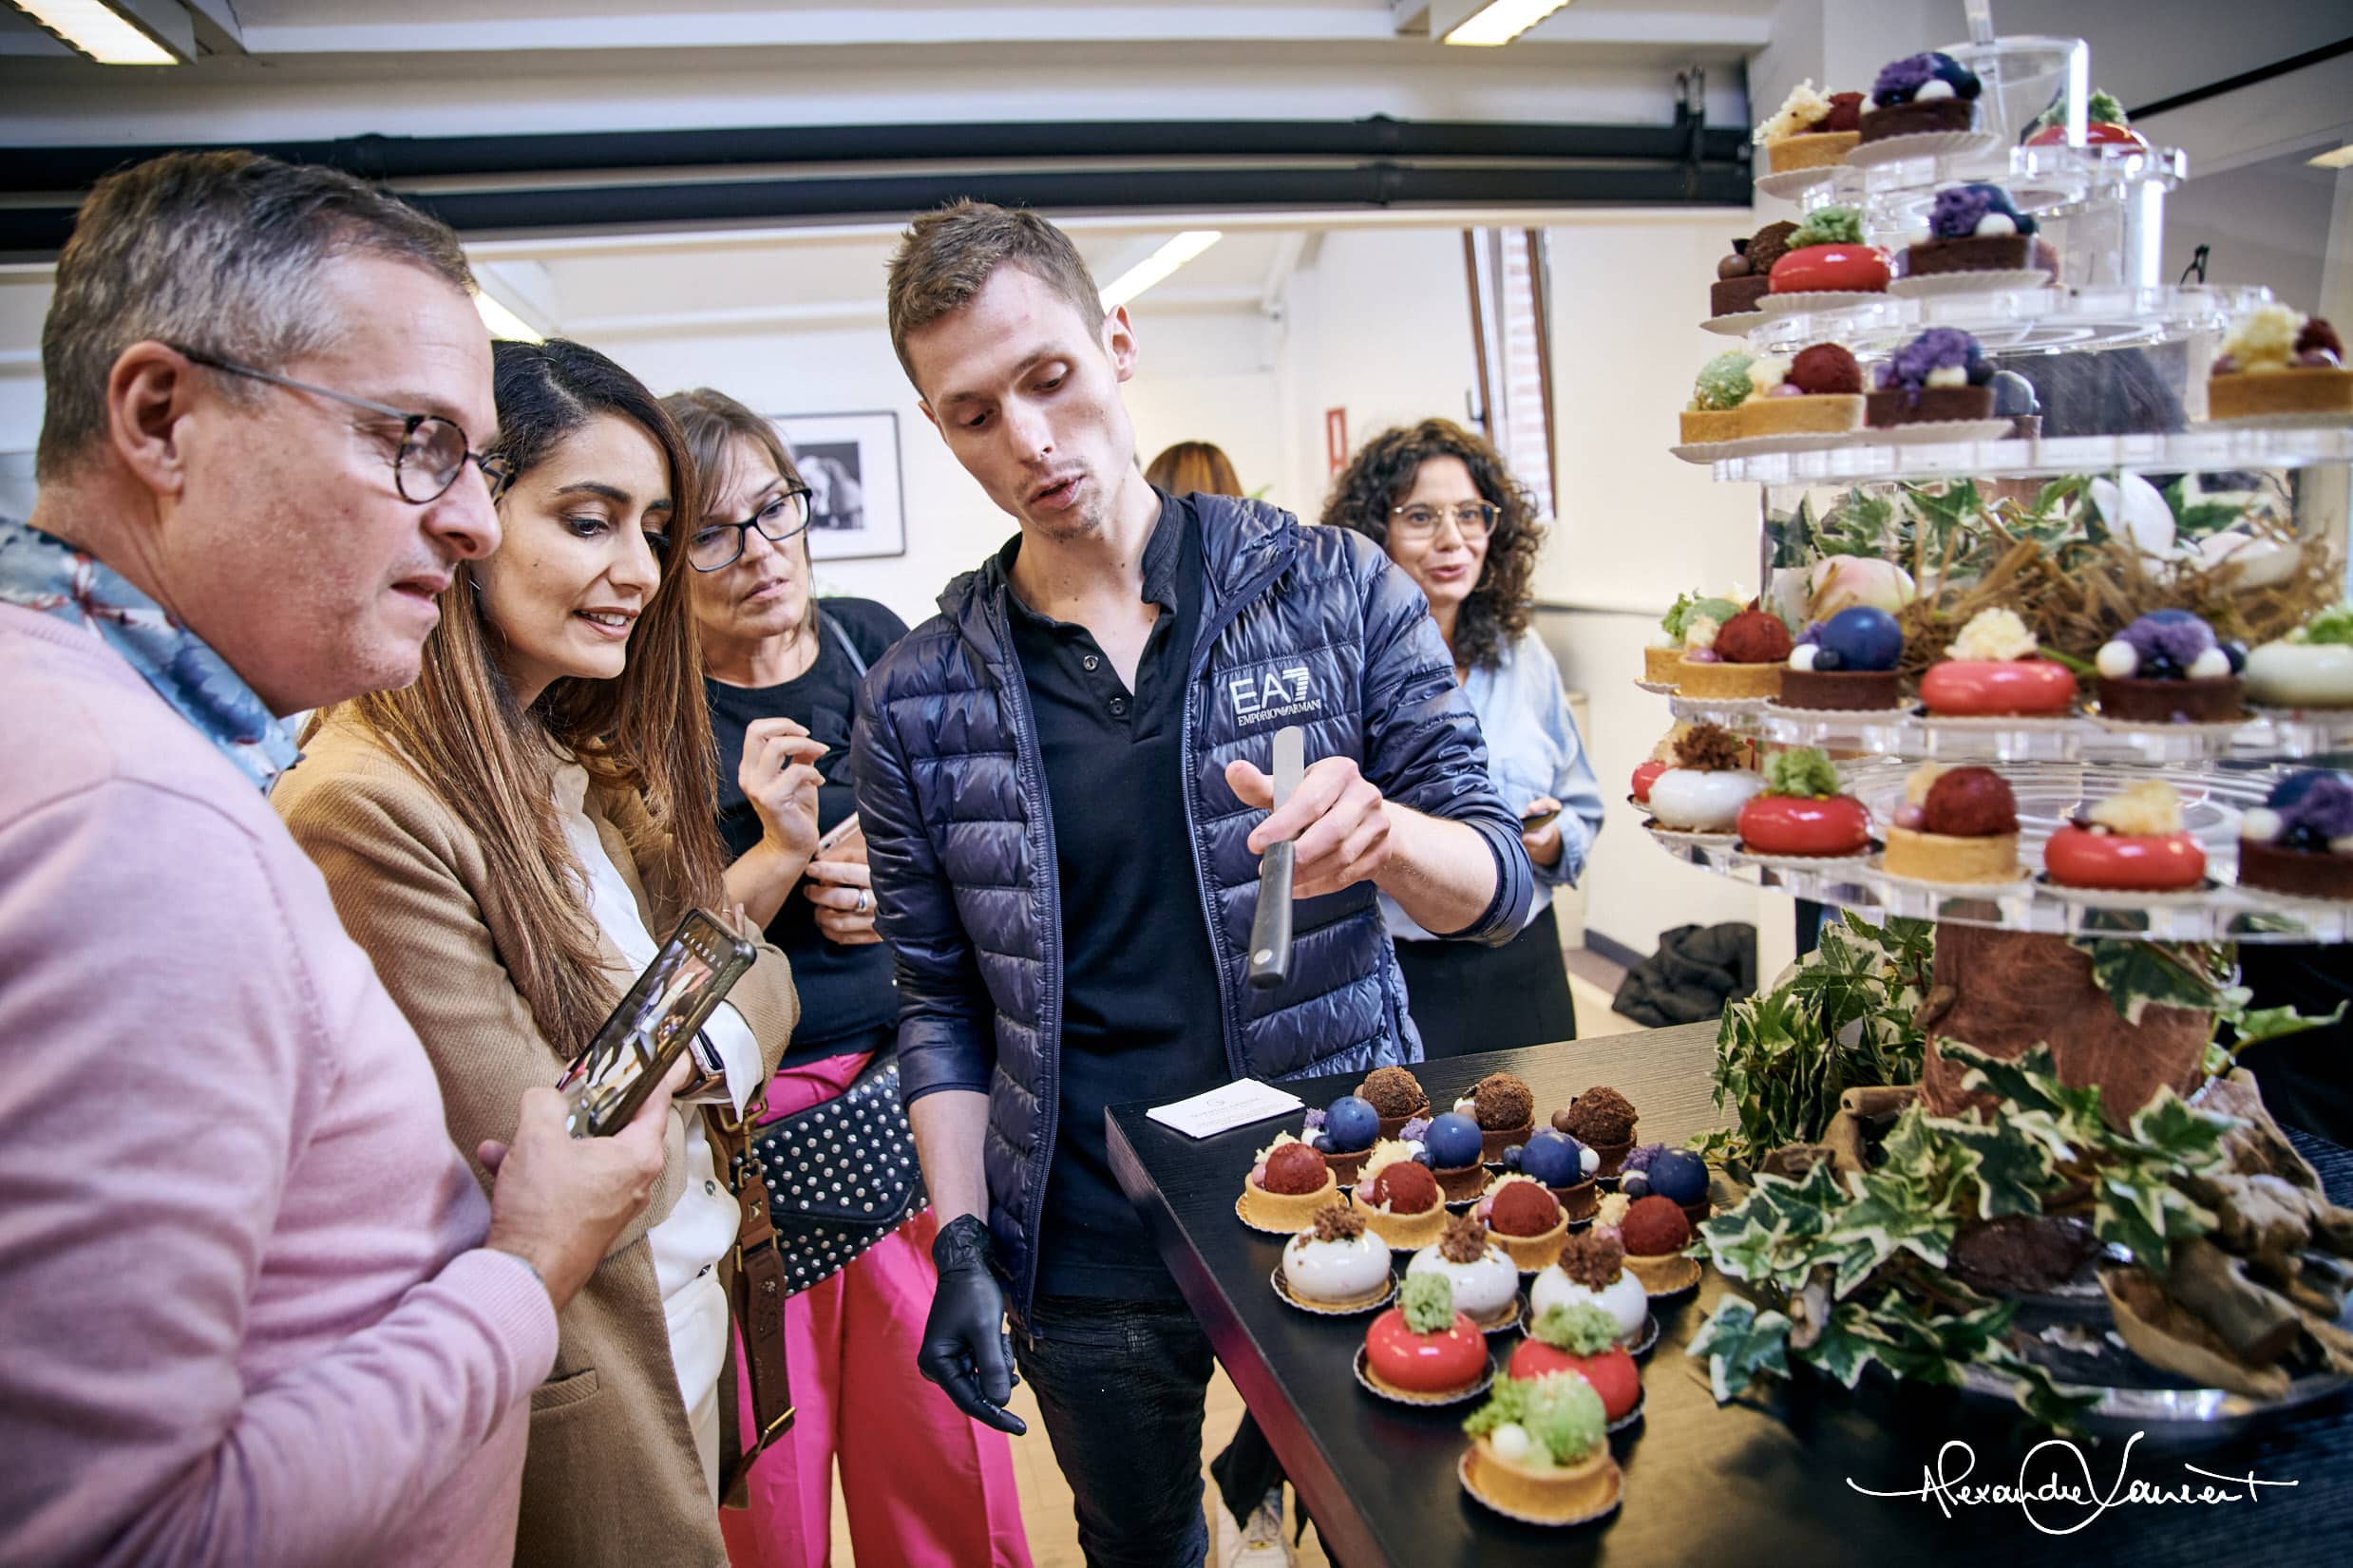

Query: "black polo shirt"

xmin=1004 ymin=490 xmax=1229 ymax=1299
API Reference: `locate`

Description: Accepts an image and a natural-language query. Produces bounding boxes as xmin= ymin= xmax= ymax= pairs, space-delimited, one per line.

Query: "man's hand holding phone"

xmin=481 ymin=1055 xmax=686 ymax=1313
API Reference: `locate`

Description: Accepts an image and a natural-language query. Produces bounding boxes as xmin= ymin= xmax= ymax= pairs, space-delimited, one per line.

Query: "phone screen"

xmin=556 ymin=910 xmax=757 ymax=1137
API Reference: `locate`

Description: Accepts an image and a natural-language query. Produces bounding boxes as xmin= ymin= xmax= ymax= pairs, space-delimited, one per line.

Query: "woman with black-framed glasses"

xmin=661 ymin=387 xmax=1030 ymax=1568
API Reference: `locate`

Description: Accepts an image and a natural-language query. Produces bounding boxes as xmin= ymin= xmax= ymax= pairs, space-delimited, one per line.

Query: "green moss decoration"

xmin=1789 ymin=205 xmax=1865 ymax=248
xmin=1463 ymin=1370 xmax=1604 ymax=1466
xmin=1764 ymin=746 xmax=1841 ymax=799
xmin=1692 ymin=351 xmax=1756 ymax=411
xmin=1400 ymin=1271 xmax=1455 ymax=1334
xmin=1529 ymin=1302 xmax=1621 ymax=1355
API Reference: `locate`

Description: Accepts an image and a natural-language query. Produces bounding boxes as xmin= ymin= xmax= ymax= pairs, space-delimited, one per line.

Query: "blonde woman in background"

xmin=1145 ymin=439 xmax=1243 ymax=500
xmin=275 ymin=340 xmax=802 ymax=1568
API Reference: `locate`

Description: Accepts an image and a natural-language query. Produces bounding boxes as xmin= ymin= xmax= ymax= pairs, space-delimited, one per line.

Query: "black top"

xmin=1004 ymin=491 xmax=1229 ymax=1299
xmin=708 ymin=595 xmax=908 ymax=1065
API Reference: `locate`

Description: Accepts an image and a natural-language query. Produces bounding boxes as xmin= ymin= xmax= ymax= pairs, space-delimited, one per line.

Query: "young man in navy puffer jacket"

xmin=853 ymin=199 xmax=1533 ymax=1567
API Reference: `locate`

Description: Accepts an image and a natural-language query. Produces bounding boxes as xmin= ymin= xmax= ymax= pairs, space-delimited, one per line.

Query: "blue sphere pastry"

xmin=1647 ymin=1149 xmax=1710 ymax=1208
xmin=1500 ymin=1143 xmax=1524 ymax=1171
xmin=1988 ymin=369 xmax=2039 ymax=418
xmin=1424 ymin=1111 xmax=1484 ymax=1170
xmin=1322 ymin=1095 xmax=1379 ymax=1153
xmin=1621 ymin=1169 xmax=1651 ymax=1197
xmin=1519 ymin=1130 xmax=1585 ymax=1188
xmin=1411 ymin=1146 xmax=1434 ymax=1167
xmin=1818 ymin=607 xmax=1903 ymax=672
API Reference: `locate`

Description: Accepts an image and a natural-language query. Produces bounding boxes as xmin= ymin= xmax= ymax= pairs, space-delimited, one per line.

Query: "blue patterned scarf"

xmin=0 ymin=516 xmax=299 ymax=792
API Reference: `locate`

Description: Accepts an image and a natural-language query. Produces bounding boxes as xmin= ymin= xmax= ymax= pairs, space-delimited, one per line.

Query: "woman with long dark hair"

xmin=275 ymin=340 xmax=802 ymax=1567
xmin=1325 ymin=418 xmax=1604 ymax=1053
xmin=662 ymin=387 xmax=1031 ymax=1568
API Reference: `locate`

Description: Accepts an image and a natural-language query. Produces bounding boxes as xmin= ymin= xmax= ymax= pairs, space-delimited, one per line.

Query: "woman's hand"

xmin=802 ymin=834 xmax=882 ymax=946
xmin=1521 ymin=797 xmax=1565 ymax=869
xmin=739 ymin=717 xmax=827 ymax=862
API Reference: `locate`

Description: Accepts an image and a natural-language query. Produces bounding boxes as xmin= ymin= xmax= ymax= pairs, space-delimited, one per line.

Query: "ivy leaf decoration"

xmin=1690 ymin=1296 xmax=1793 ymax=1404
xmin=2094 ymin=1170 xmax=2181 ymax=1266
xmin=1945 ymin=1040 xmax=2066 ymax=1119
xmin=1932 ymin=1114 xmax=2058 ymax=1219
xmin=1828 ymin=1165 xmax=1956 ymax=1285
xmin=2125 ymin=1087 xmax=2236 ymax=1172
xmin=1803 ymin=1299 xmax=1885 ymax=1389
xmin=2073 ymin=938 xmax=2230 ymax=1025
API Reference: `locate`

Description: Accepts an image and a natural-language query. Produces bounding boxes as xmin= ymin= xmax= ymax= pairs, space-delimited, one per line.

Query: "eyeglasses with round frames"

xmin=689 ymin=487 xmax=814 ymax=573
xmin=170 ymin=344 xmax=514 ymax=506
xmin=1389 ymin=500 xmax=1499 ymax=541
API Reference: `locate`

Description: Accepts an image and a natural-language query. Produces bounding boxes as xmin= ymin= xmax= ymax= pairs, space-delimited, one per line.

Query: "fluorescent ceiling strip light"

xmin=10 ymin=0 xmax=178 ymax=64
xmin=1099 ymin=231 xmax=1223 ymax=309
xmin=474 ymin=292 xmax=545 ymax=343
xmin=2309 ymin=144 xmax=2353 ymax=170
xmin=1442 ymin=0 xmax=1574 ymax=47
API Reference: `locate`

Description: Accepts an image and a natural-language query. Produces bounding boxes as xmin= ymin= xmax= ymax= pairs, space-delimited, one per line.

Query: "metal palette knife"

xmin=1246 ymin=725 xmax=1305 ymax=991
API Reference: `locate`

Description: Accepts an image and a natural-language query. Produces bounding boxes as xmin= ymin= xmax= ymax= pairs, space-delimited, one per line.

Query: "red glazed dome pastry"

xmin=2026 ymin=89 xmax=2146 ymax=151
xmin=1362 ymin=1273 xmax=1490 ymax=1402
xmin=2044 ymin=780 xmax=2207 ymax=893
xmin=1768 ymin=207 xmax=1889 ymax=296
xmin=1920 ymin=608 xmax=2078 ymax=717
xmin=1883 ymin=764 xmax=2024 ymax=884
xmin=1738 ymin=747 xmax=1870 ymax=858
xmin=1509 ymin=1302 xmax=1642 ymax=1425
xmin=1618 ymin=1196 xmax=1703 ymax=1295
xmin=1239 ymin=1133 xmax=1339 ymax=1231
xmin=2207 ymin=305 xmax=2353 ymax=424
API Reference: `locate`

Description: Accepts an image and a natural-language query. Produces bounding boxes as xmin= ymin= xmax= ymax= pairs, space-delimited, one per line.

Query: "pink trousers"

xmin=722 ymin=1054 xmax=1032 ymax=1568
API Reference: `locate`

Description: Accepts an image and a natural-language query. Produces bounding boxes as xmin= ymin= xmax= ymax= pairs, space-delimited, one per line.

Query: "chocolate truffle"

xmin=1716 ymin=610 xmax=1795 ymax=665
xmin=1471 ymin=1072 xmax=1535 ymax=1132
xmin=1438 ymin=1213 xmax=1491 ymax=1263
xmin=1556 ymin=1087 xmax=1638 ymax=1146
xmin=1620 ymin=1196 xmax=1693 ymax=1256
xmin=1921 ymin=767 xmax=2018 ymax=837
xmin=1553 ymin=1229 xmax=1626 ymax=1290
xmin=1366 ymin=1160 xmax=1440 ymax=1213
xmin=1358 ymin=1067 xmax=1427 ymax=1119
xmin=1490 ymin=1181 xmax=1564 ymax=1237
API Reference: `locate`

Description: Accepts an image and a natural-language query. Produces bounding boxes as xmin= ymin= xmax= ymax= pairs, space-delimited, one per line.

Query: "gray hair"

xmin=36 ymin=150 xmax=475 ymax=482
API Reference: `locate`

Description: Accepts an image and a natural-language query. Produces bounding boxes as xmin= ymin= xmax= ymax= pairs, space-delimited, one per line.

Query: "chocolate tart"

xmin=1433 ymin=1162 xmax=1489 ymax=1202
xmin=1859 ymin=97 xmax=1975 ymax=142
xmin=1777 ymin=667 xmax=1902 ymax=709
xmin=1551 ymin=1180 xmax=1599 ymax=1223
xmin=1479 ymin=1120 xmax=1534 ymax=1162
xmin=1868 ymin=385 xmax=1994 ymax=427
xmin=2096 ymin=674 xmax=2245 ymax=724
xmin=2237 ymin=840 xmax=2353 ymax=900
xmin=1905 ymin=234 xmax=2039 ymax=276
xmin=1710 ymin=274 xmax=1770 ymax=316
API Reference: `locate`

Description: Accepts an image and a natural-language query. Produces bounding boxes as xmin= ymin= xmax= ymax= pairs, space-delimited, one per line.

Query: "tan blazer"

xmin=274 ymin=717 xmax=797 ymax=1568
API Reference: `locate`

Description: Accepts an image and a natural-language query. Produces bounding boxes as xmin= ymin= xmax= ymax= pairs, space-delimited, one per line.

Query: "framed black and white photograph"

xmin=770 ymin=410 xmax=906 ymax=561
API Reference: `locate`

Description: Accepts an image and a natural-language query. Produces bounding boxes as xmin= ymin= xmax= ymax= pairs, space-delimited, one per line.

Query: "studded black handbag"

xmin=747 ymin=1051 xmax=929 ymax=1296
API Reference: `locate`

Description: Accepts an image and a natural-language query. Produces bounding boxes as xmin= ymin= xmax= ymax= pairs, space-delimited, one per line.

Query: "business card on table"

xmin=1148 ymin=1079 xmax=1304 ymax=1140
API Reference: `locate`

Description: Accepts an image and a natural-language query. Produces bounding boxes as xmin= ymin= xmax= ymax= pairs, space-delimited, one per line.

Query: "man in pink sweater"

xmin=0 ymin=153 xmax=676 ymax=1566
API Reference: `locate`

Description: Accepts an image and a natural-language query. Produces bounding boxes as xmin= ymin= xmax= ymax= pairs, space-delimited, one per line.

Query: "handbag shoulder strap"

xmin=819 ymin=608 xmax=868 ymax=678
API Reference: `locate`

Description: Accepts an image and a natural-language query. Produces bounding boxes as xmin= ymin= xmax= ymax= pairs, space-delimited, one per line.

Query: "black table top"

xmin=1107 ymin=1024 xmax=2353 ymax=1568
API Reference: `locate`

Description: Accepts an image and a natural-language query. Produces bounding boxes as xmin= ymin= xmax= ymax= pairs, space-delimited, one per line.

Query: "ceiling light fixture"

xmin=473 ymin=292 xmax=546 ymax=344
xmin=1442 ymin=0 xmax=1575 ymax=47
xmin=9 ymin=1 xmax=180 ymax=65
xmin=1098 ymin=231 xmax=1223 ymax=309
xmin=2308 ymin=143 xmax=2353 ymax=170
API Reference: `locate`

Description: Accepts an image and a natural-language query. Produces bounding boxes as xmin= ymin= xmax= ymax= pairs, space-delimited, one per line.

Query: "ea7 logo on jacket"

xmin=1226 ymin=661 xmax=1323 ymax=727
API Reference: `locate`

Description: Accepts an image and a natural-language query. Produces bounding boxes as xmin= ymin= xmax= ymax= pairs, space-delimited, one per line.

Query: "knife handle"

xmin=1246 ymin=841 xmax=1296 ymax=991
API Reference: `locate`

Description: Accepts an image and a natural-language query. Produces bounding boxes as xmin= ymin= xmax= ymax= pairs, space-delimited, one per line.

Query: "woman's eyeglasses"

xmin=170 ymin=345 xmax=513 ymax=505
xmin=690 ymin=488 xmax=813 ymax=573
xmin=1389 ymin=501 xmax=1500 ymax=541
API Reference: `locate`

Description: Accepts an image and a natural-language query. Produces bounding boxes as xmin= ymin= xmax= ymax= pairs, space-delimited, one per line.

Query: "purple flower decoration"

xmin=1794 ymin=619 xmax=1827 ymax=649
xmin=2270 ymin=771 xmax=2353 ymax=840
xmin=1879 ymin=328 xmax=1982 ymax=403
xmin=1928 ymin=184 xmax=1994 ymax=239
xmin=1302 ymin=1107 xmax=1328 ymax=1133
xmin=2120 ymin=610 xmax=2217 ymax=671
xmin=1400 ymin=1115 xmax=1433 ymax=1143
xmin=1619 ymin=1142 xmax=1667 ymax=1175
xmin=1873 ymin=52 xmax=1935 ymax=104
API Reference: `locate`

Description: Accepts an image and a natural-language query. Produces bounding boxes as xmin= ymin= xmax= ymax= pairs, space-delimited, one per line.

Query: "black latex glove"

xmin=919 ymin=1214 xmax=1027 ymax=1434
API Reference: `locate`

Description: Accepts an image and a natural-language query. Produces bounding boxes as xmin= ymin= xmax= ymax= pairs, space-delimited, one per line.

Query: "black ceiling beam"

xmin=3 ymin=115 xmax=1752 ymax=194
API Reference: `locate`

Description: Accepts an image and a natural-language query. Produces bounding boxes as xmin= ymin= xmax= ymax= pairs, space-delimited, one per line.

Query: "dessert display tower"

xmin=1655 ymin=28 xmax=2353 ymax=1429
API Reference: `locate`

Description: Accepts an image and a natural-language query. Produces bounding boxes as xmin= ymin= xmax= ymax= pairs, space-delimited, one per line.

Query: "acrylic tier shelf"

xmin=1649 ymin=695 xmax=2353 ymax=765
xmin=1696 ymin=419 xmax=2353 ymax=486
xmin=1739 ymin=281 xmax=2268 ymax=361
xmin=1641 ymin=761 xmax=2350 ymax=943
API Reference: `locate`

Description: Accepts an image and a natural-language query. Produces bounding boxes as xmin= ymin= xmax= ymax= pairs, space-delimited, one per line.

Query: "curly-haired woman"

xmin=1324 ymin=418 xmax=1603 ymax=1054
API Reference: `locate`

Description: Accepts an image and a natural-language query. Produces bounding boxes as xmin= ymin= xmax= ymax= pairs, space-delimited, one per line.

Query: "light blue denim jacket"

xmin=1383 ymin=625 xmax=1604 ymax=941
